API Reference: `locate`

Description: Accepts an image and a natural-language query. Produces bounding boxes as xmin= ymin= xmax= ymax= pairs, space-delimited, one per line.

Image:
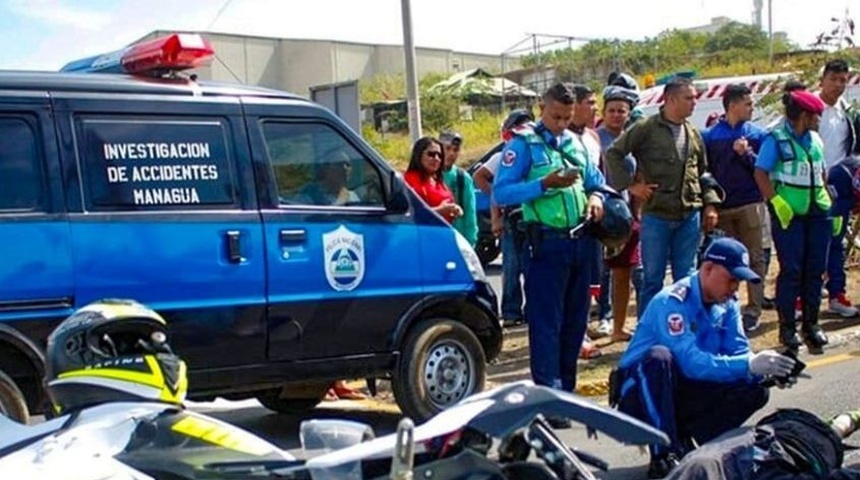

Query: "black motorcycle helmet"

xmin=502 ymin=108 xmax=534 ymax=133
xmin=46 ymin=299 xmax=187 ymax=414
xmin=588 ymin=187 xmax=633 ymax=254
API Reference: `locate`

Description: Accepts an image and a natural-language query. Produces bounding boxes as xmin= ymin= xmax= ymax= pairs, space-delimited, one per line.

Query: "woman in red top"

xmin=403 ymin=136 xmax=463 ymax=223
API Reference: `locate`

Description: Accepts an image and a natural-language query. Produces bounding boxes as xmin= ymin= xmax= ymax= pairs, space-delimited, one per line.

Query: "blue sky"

xmin=0 ymin=0 xmax=854 ymax=71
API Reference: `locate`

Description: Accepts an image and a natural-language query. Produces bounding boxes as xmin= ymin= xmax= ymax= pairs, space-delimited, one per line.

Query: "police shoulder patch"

xmin=502 ymin=150 xmax=516 ymax=167
xmin=667 ymin=313 xmax=685 ymax=336
xmin=668 ymin=284 xmax=688 ymax=302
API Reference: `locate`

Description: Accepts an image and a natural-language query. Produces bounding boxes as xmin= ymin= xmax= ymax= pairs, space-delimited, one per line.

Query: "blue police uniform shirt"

xmin=755 ymin=120 xmax=814 ymax=173
xmin=618 ymin=273 xmax=754 ymax=383
xmin=493 ymin=122 xmax=605 ymax=208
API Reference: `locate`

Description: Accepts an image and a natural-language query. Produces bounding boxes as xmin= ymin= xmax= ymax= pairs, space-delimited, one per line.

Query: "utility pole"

xmin=768 ymin=0 xmax=774 ymax=66
xmin=400 ymin=0 xmax=422 ymax=143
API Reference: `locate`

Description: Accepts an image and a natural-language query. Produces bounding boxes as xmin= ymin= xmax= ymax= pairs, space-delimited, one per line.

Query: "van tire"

xmin=256 ymin=382 xmax=330 ymax=415
xmin=0 ymin=370 xmax=29 ymax=424
xmin=393 ymin=319 xmax=486 ymax=422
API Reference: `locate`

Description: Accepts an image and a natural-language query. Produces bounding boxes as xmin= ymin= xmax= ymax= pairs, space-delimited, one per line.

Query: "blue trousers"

xmin=638 ymin=211 xmax=702 ymax=318
xmin=525 ymin=234 xmax=593 ymax=392
xmin=501 ymin=216 xmax=529 ymax=321
xmin=616 ymin=346 xmax=769 ymax=458
xmin=826 ymin=211 xmax=849 ymax=297
xmin=771 ymin=213 xmax=831 ymax=314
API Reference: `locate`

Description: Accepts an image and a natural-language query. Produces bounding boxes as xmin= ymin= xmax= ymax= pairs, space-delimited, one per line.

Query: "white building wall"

xmin=142 ymin=30 xmax=520 ymax=97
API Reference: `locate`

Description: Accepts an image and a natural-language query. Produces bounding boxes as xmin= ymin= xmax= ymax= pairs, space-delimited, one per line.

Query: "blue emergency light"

xmin=61 ymin=33 xmax=214 ymax=75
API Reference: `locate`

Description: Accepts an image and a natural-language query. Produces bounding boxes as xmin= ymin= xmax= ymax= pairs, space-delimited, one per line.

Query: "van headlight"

xmin=454 ymin=230 xmax=487 ymax=282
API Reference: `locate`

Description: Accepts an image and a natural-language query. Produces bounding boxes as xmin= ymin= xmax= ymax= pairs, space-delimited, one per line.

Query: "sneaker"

xmin=828 ymin=293 xmax=859 ymax=318
xmin=647 ymin=454 xmax=680 ymax=479
xmin=831 ymin=410 xmax=860 ymax=438
xmin=742 ymin=314 xmax=760 ymax=332
xmin=595 ymin=319 xmax=613 ymax=337
xmin=501 ymin=317 xmax=525 ymax=328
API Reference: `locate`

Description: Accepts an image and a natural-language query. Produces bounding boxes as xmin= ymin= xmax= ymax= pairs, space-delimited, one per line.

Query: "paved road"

xmin=196 ymin=340 xmax=860 ymax=479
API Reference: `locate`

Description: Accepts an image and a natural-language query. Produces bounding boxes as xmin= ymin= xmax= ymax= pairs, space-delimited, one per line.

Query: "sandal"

xmin=323 ymin=388 xmax=339 ymax=402
xmin=579 ymin=342 xmax=602 ymax=360
xmin=611 ymin=331 xmax=633 ymax=343
xmin=332 ymin=381 xmax=367 ymax=400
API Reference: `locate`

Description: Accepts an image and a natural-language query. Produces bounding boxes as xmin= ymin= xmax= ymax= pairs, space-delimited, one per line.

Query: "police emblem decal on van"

xmin=323 ymin=225 xmax=365 ymax=291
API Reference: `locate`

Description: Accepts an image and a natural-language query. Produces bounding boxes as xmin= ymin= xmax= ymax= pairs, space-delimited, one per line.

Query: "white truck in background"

xmin=636 ymin=71 xmax=860 ymax=129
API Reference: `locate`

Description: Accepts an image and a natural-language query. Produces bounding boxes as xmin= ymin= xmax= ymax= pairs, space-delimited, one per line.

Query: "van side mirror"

xmin=386 ymin=171 xmax=410 ymax=214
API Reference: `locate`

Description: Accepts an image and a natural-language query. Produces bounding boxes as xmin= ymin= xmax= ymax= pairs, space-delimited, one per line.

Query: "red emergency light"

xmin=122 ymin=33 xmax=214 ymax=74
xmin=61 ymin=33 xmax=214 ymax=75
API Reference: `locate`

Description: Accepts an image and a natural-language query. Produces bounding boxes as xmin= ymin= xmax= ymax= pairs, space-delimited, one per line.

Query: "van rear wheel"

xmin=0 ymin=370 xmax=29 ymax=424
xmin=392 ymin=319 xmax=486 ymax=422
xmin=256 ymin=381 xmax=331 ymax=415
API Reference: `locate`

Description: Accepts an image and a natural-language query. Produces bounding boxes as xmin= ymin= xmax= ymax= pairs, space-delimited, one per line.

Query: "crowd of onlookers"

xmin=400 ymin=59 xmax=860 ymax=478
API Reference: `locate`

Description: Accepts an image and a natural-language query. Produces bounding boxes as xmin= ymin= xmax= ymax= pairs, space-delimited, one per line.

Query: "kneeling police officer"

xmin=612 ymin=237 xmax=796 ymax=478
xmin=494 ymin=83 xmax=606 ymax=425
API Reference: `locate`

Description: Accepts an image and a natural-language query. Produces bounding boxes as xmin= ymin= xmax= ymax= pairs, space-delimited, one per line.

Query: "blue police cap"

xmin=702 ymin=237 xmax=761 ymax=283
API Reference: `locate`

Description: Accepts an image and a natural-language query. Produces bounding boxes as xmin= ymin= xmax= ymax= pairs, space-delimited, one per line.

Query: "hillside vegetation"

xmin=361 ymin=21 xmax=858 ymax=170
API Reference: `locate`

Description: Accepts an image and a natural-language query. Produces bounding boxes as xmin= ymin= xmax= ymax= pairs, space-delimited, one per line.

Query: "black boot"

xmin=777 ymin=308 xmax=802 ymax=352
xmin=801 ymin=305 xmax=828 ymax=355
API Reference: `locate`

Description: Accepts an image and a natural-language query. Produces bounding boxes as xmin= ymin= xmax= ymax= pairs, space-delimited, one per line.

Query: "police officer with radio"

xmin=494 ymin=83 xmax=606 ymax=424
xmin=612 ymin=237 xmax=793 ymax=478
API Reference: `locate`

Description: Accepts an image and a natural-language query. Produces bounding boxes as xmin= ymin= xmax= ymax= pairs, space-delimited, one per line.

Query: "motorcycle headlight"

xmin=454 ymin=230 xmax=487 ymax=282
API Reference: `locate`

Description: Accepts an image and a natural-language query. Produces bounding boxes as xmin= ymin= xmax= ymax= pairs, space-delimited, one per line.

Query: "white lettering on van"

xmin=132 ymin=188 xmax=201 ymax=205
xmin=131 ymin=164 xmax=219 ymax=182
xmin=103 ymin=142 xmax=211 ymax=160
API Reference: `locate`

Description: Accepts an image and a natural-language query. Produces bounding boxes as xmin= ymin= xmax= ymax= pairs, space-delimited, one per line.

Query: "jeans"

xmin=638 ymin=211 xmax=702 ymax=318
xmin=501 ymin=217 xmax=529 ymax=321
xmin=597 ymin=247 xmax=612 ymax=320
xmin=826 ymin=211 xmax=849 ymax=297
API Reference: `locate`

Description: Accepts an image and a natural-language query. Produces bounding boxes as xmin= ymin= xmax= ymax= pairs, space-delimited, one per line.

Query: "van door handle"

xmin=226 ymin=231 xmax=244 ymax=263
xmin=280 ymin=229 xmax=306 ymax=243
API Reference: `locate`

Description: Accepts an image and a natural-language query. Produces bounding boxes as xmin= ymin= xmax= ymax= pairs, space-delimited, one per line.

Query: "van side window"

xmin=261 ymin=122 xmax=384 ymax=208
xmin=76 ymin=118 xmax=238 ymax=211
xmin=0 ymin=118 xmax=42 ymax=211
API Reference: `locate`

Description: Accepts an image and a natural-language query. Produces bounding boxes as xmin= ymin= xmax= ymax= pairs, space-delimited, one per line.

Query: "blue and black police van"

xmin=0 ymin=34 xmax=500 ymax=422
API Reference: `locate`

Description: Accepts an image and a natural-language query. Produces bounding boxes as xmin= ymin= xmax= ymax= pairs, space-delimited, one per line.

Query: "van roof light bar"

xmin=60 ymin=33 xmax=214 ymax=76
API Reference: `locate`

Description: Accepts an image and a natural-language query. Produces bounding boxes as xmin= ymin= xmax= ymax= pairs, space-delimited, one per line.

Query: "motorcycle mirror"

xmin=300 ymin=419 xmax=375 ymax=453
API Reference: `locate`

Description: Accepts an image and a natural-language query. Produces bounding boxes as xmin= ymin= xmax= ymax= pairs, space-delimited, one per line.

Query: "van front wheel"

xmin=393 ymin=319 xmax=486 ymax=422
xmin=0 ymin=370 xmax=29 ymax=424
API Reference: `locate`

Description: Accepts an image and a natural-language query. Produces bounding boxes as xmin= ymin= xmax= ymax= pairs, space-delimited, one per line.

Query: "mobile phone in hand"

xmin=562 ymin=166 xmax=580 ymax=178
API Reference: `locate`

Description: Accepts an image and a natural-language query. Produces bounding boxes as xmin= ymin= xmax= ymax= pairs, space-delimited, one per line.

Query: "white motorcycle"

xmin=0 ymin=380 xmax=668 ymax=480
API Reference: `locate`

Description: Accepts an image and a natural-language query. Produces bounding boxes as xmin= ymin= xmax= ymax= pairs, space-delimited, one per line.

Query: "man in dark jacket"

xmin=606 ymin=76 xmax=723 ymax=317
xmin=702 ymin=84 xmax=768 ymax=332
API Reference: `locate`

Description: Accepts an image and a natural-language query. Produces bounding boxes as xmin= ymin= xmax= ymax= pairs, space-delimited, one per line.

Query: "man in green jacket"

xmin=606 ymin=76 xmax=723 ymax=318
xmin=440 ymin=130 xmax=478 ymax=247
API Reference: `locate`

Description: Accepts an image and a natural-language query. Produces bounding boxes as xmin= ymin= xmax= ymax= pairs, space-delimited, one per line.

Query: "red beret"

xmin=790 ymin=90 xmax=826 ymax=115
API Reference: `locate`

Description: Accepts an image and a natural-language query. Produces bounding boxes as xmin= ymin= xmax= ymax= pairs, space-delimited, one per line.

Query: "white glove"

xmin=748 ymin=350 xmax=796 ymax=377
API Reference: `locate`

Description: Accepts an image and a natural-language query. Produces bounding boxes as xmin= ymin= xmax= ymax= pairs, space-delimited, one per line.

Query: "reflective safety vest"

xmin=517 ymin=128 xmax=588 ymax=229
xmin=770 ymin=125 xmax=831 ymax=215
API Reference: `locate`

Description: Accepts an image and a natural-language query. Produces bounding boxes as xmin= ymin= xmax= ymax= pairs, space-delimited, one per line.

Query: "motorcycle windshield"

xmin=115 ymin=408 xmax=296 ymax=477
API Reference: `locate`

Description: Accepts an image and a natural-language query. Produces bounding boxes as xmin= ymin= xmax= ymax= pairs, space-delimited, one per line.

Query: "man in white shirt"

xmin=820 ymin=59 xmax=860 ymax=318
